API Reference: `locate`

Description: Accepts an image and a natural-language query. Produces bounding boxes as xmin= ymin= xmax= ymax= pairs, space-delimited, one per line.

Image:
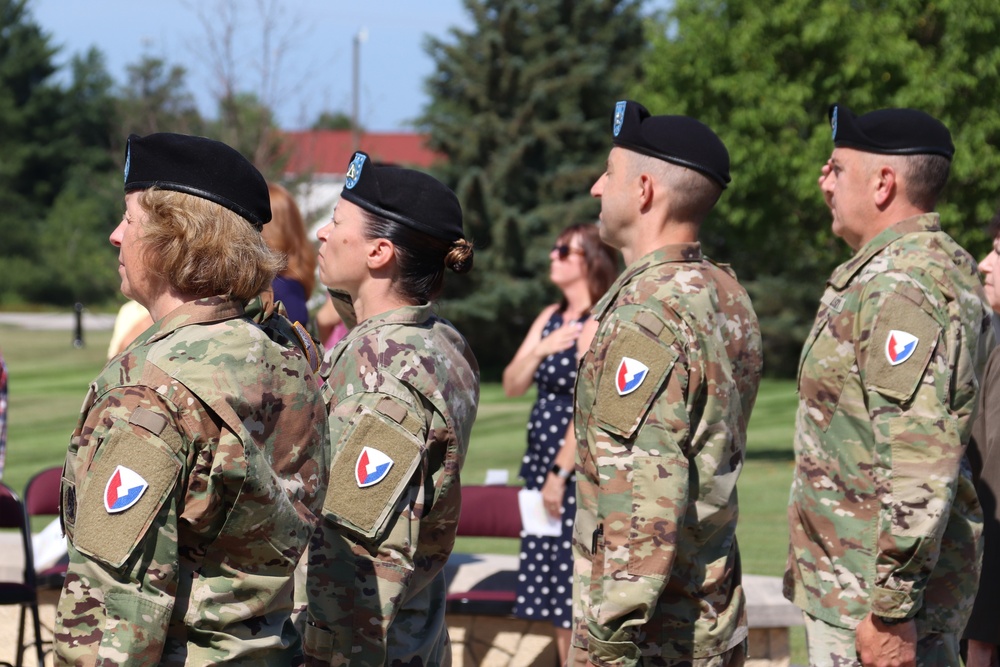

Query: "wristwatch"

xmin=875 ymin=615 xmax=908 ymax=626
xmin=550 ymin=464 xmax=572 ymax=480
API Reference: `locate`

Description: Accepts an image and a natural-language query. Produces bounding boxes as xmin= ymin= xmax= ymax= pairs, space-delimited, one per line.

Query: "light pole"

xmin=352 ymin=27 xmax=368 ymax=153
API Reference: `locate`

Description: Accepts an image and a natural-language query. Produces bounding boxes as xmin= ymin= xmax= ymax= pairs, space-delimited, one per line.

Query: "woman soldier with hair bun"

xmin=304 ymin=152 xmax=479 ymax=667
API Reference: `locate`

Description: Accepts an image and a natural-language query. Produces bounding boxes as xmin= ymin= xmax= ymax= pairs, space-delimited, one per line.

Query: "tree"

xmin=312 ymin=110 xmax=354 ymax=131
xmin=638 ymin=0 xmax=1000 ymax=375
xmin=190 ymin=0 xmax=310 ymax=178
xmin=0 ymin=0 xmax=121 ymax=306
xmin=117 ymin=55 xmax=204 ymax=139
xmin=418 ymin=0 xmax=647 ymax=376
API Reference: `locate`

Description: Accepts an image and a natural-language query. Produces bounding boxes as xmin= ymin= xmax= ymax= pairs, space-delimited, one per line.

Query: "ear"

xmin=638 ymin=173 xmax=654 ymax=209
xmin=366 ymin=238 xmax=396 ymax=270
xmin=873 ymin=165 xmax=896 ymax=207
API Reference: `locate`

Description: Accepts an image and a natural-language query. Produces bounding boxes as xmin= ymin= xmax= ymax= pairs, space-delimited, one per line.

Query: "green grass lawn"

xmin=0 ymin=323 xmax=805 ymax=658
xmin=1 ymin=323 xmax=799 ymax=570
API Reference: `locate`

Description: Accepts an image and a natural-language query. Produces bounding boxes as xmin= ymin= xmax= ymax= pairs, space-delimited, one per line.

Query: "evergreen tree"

xmin=0 ymin=0 xmax=120 ymax=306
xmin=117 ymin=55 xmax=204 ymax=139
xmin=639 ymin=0 xmax=1000 ymax=375
xmin=418 ymin=0 xmax=647 ymax=375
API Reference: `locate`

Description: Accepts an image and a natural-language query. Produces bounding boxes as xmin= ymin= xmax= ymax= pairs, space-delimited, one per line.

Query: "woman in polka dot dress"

xmin=502 ymin=223 xmax=618 ymax=663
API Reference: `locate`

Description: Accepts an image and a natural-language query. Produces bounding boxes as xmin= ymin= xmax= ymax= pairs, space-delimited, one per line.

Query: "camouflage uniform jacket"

xmin=572 ymin=243 xmax=763 ymax=666
xmin=784 ymin=213 xmax=993 ymax=633
xmin=55 ymin=294 xmax=330 ymax=666
xmin=304 ymin=302 xmax=480 ymax=667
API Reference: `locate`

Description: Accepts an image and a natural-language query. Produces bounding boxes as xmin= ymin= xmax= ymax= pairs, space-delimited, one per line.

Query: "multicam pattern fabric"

xmin=803 ymin=613 xmax=961 ymax=667
xmin=54 ymin=294 xmax=330 ymax=666
xmin=304 ymin=302 xmax=480 ymax=667
xmin=785 ymin=214 xmax=993 ymax=636
xmin=571 ymin=243 xmax=763 ymax=666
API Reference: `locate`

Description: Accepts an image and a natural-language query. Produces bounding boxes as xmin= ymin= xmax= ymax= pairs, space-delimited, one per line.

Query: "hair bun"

xmin=445 ymin=239 xmax=474 ymax=274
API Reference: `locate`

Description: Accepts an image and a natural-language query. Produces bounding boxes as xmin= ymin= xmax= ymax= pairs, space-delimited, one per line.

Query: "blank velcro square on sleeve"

xmin=323 ymin=405 xmax=424 ymax=540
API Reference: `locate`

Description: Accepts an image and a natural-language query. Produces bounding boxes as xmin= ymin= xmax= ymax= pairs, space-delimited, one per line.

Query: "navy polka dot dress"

xmin=513 ymin=310 xmax=583 ymax=629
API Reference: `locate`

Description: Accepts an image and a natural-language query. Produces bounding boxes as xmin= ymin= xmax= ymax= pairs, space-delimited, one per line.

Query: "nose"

xmin=316 ymin=220 xmax=332 ymax=242
xmin=590 ymin=174 xmax=605 ymax=198
xmin=109 ymin=219 xmax=126 ymax=248
xmin=980 ymin=251 xmax=996 ymax=274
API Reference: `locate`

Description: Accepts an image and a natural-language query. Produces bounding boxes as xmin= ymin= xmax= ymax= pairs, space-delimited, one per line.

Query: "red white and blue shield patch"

xmin=615 ymin=356 xmax=650 ymax=396
xmin=885 ymin=329 xmax=919 ymax=366
xmin=356 ymin=446 xmax=394 ymax=488
xmin=104 ymin=465 xmax=149 ymax=514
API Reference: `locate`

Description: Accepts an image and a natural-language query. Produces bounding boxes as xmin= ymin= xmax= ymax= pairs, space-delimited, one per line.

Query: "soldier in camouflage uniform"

xmin=54 ymin=133 xmax=330 ymax=666
xmin=784 ymin=104 xmax=993 ymax=667
xmin=571 ymin=100 xmax=763 ymax=667
xmin=303 ymin=152 xmax=479 ymax=667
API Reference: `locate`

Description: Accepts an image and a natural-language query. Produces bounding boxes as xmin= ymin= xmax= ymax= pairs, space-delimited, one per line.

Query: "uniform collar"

xmin=592 ymin=242 xmax=703 ymax=320
xmin=828 ymin=213 xmax=941 ymax=290
xmin=343 ymin=302 xmax=435 ymax=341
xmin=135 ymin=294 xmax=263 ymax=347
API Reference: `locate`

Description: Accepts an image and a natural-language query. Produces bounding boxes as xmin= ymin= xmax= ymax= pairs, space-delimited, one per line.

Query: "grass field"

xmin=1 ymin=323 xmax=798 ymax=572
xmin=0 ymin=322 xmax=805 ymax=658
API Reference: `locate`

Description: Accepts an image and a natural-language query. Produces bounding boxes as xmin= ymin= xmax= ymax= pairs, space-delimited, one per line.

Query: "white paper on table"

xmin=32 ymin=517 xmax=68 ymax=570
xmin=517 ymin=488 xmax=562 ymax=537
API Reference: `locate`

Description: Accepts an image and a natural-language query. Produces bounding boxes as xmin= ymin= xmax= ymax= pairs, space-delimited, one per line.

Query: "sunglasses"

xmin=552 ymin=244 xmax=586 ymax=260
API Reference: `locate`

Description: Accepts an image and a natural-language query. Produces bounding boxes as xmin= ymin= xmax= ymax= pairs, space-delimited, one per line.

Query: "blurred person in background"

xmin=264 ymin=182 xmax=317 ymax=327
xmin=54 ymin=132 xmax=329 ymax=665
xmin=106 ymin=299 xmax=153 ymax=359
xmin=963 ymin=210 xmax=1000 ymax=667
xmin=501 ymin=222 xmax=617 ymax=663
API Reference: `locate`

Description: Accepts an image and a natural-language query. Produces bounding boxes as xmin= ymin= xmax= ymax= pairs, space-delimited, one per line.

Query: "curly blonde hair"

xmin=137 ymin=188 xmax=283 ymax=300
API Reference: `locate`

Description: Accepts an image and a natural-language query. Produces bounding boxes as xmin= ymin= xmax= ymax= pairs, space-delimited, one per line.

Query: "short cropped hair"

xmin=630 ymin=152 xmax=723 ymax=224
xmin=138 ymin=188 xmax=283 ymax=301
xmin=873 ymin=153 xmax=951 ymax=211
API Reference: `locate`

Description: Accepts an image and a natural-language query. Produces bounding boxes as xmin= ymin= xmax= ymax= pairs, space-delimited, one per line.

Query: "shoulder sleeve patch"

xmin=323 ymin=403 xmax=424 ymax=541
xmin=74 ymin=419 xmax=182 ymax=569
xmin=866 ymin=295 xmax=941 ymax=402
xmin=594 ymin=318 xmax=678 ymax=439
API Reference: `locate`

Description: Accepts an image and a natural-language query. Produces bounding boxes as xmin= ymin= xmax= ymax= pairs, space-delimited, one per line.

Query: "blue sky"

xmin=31 ymin=0 xmax=470 ymax=131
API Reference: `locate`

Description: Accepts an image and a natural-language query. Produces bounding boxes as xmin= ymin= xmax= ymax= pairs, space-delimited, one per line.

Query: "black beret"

xmin=611 ymin=100 xmax=731 ymax=188
xmin=124 ymin=133 xmax=272 ymax=227
xmin=829 ymin=103 xmax=954 ymax=159
xmin=339 ymin=152 xmax=464 ymax=242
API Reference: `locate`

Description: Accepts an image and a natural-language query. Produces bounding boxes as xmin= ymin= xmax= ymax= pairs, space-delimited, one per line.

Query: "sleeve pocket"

xmin=323 ymin=404 xmax=424 ymax=541
xmin=594 ymin=319 xmax=677 ymax=440
xmin=74 ymin=421 xmax=181 ymax=569
xmin=97 ymin=590 xmax=171 ymax=665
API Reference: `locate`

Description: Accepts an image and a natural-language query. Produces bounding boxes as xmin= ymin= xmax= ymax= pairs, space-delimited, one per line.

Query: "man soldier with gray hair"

xmin=785 ymin=104 xmax=993 ymax=667
xmin=572 ymin=100 xmax=763 ymax=667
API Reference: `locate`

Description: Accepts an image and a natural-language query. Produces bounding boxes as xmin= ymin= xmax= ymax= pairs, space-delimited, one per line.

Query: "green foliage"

xmin=638 ymin=0 xmax=1000 ymax=375
xmin=116 ymin=55 xmax=205 ymax=139
xmin=312 ymin=110 xmax=355 ymax=131
xmin=419 ymin=0 xmax=647 ymax=378
xmin=0 ymin=0 xmax=121 ymax=308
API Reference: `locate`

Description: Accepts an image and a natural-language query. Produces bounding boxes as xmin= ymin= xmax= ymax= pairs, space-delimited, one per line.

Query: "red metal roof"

xmin=281 ymin=130 xmax=442 ymax=176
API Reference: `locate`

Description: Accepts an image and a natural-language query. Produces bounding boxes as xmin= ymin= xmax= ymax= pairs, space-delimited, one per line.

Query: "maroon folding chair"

xmin=24 ymin=466 xmax=67 ymax=591
xmin=446 ymin=485 xmax=523 ymax=616
xmin=0 ymin=482 xmax=46 ymax=667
